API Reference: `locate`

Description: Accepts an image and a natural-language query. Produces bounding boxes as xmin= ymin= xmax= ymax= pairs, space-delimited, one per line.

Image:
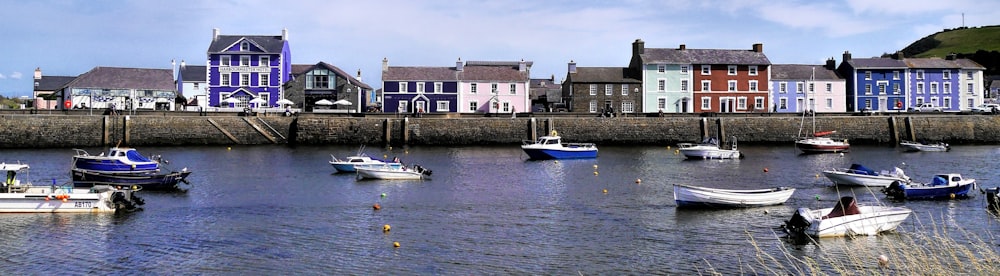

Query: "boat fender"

xmin=739 ymin=152 xmax=745 ymax=159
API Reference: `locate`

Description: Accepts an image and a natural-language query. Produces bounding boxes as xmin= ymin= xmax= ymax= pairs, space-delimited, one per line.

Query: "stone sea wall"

xmin=2 ymin=114 xmax=1000 ymax=148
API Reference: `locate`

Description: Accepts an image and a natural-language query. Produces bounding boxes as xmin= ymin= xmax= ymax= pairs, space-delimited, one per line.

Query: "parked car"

xmin=971 ymin=103 xmax=1000 ymax=114
xmin=907 ymin=103 xmax=943 ymax=112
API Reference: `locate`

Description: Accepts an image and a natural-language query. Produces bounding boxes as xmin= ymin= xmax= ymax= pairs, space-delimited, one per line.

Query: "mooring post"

xmin=383 ymin=119 xmax=392 ymax=146
xmin=716 ymin=118 xmax=726 ymax=145
xmin=402 ymin=117 xmax=409 ymax=145
xmin=529 ymin=117 xmax=537 ymax=141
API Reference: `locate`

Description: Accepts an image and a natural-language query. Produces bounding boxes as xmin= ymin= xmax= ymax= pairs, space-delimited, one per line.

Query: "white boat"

xmin=330 ymin=154 xmax=387 ymax=173
xmin=677 ymin=136 xmax=742 ymax=160
xmin=673 ymin=184 xmax=795 ymax=208
xmin=520 ymin=130 xmax=598 ymax=160
xmin=783 ymin=197 xmax=912 ymax=238
xmin=796 ymin=106 xmax=849 ymax=153
xmin=821 ymin=164 xmax=909 ymax=187
xmin=899 ymin=140 xmax=950 ymax=152
xmin=1 ymin=163 xmax=144 ymax=213
xmin=355 ymin=163 xmax=432 ymax=180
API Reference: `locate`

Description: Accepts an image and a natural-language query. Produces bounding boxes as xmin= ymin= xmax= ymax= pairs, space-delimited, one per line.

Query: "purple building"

xmin=206 ymin=28 xmax=291 ymax=109
xmin=838 ymin=51 xmax=908 ymax=112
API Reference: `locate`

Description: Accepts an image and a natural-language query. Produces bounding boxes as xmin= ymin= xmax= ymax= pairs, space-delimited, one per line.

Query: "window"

xmin=657 ymin=80 xmax=665 ymax=91
xmin=737 ymin=97 xmax=747 ymax=109
xmin=259 ymin=73 xmax=269 ymax=87
xmin=728 ymin=65 xmax=737 ymax=75
xmin=916 ymin=98 xmax=924 ymax=105
xmin=680 ymin=65 xmax=688 ymax=74
xmin=491 ymin=83 xmax=498 ymax=94
xmin=259 ymin=56 xmax=269 ymax=67
xmin=968 ymin=83 xmax=974 ymax=94
xmin=864 ymin=71 xmax=872 ymax=80
xmin=877 ymin=82 xmax=887 ymax=95
xmin=796 ymin=83 xmax=803 ymax=94
xmin=779 ymin=83 xmax=787 ymax=93
xmin=680 ymin=80 xmax=688 ymax=92
xmin=221 ymin=56 xmax=231 ymax=66
xmin=589 ymin=101 xmax=597 ymax=113
xmin=657 ymin=98 xmax=666 ymax=110
xmin=967 ymin=72 xmax=974 ymax=80
xmin=221 ymin=73 xmax=231 ymax=86
xmin=893 ymin=71 xmax=900 ymax=80
xmin=943 ymin=70 xmax=951 ymax=80
xmin=436 ymin=101 xmax=449 ymax=112
xmin=864 ymin=99 xmax=872 ymax=109
xmin=399 ymin=82 xmax=408 ymax=93
xmin=727 ymin=80 xmax=736 ymax=91
xmin=826 ymin=83 xmax=832 ymax=92
xmin=826 ymin=98 xmax=833 ymax=108
xmin=622 ymin=101 xmax=634 ymax=113
xmin=240 ymin=41 xmax=249 ymax=51
xmin=968 ymin=98 xmax=975 ymax=109
xmin=749 ymin=80 xmax=758 ymax=92
xmin=701 ymin=81 xmax=710 ymax=91
xmin=864 ymin=84 xmax=872 ymax=95
xmin=194 ymin=83 xmax=199 ymax=89
xmin=589 ymin=84 xmax=597 ymax=95
xmin=754 ymin=97 xmax=764 ymax=110
xmin=605 ymin=84 xmax=612 ymax=95
xmin=470 ymin=83 xmax=477 ymax=94
xmin=931 ymin=97 xmax=939 ymax=106
xmin=502 ymin=101 xmax=510 ymax=113
xmin=399 ymin=101 xmax=409 ymax=113
xmin=943 ymin=97 xmax=951 ymax=108
xmin=468 ymin=101 xmax=478 ymax=112
xmin=416 ymin=82 xmax=425 ymax=93
xmin=434 ymin=82 xmax=443 ymax=93
xmin=930 ymin=83 xmax=938 ymax=94
xmin=808 ymin=83 xmax=814 ymax=92
xmin=916 ymin=70 xmax=924 ymax=80
xmin=749 ymin=66 xmax=758 ymax=76
xmin=701 ymin=97 xmax=711 ymax=109
xmin=943 ymin=83 xmax=951 ymax=94
xmin=779 ymin=98 xmax=787 ymax=109
xmin=916 ymin=83 xmax=924 ymax=94
xmin=892 ymin=83 xmax=899 ymax=94
xmin=657 ymin=65 xmax=665 ymax=73
xmin=307 ymin=69 xmax=330 ymax=89
xmin=240 ymin=56 xmax=250 ymax=66
xmin=622 ymin=84 xmax=629 ymax=95
xmin=701 ymin=65 xmax=711 ymax=75
xmin=510 ymin=83 xmax=517 ymax=94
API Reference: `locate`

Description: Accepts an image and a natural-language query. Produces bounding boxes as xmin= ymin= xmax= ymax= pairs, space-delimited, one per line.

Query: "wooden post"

xmin=122 ymin=115 xmax=130 ymax=146
xmin=402 ymin=117 xmax=409 ymax=145
xmin=716 ymin=118 xmax=726 ymax=145
xmin=529 ymin=117 xmax=537 ymax=141
xmin=383 ymin=118 xmax=392 ymax=146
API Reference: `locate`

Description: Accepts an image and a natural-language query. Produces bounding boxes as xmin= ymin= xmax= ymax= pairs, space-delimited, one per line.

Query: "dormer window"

xmin=240 ymin=41 xmax=249 ymax=51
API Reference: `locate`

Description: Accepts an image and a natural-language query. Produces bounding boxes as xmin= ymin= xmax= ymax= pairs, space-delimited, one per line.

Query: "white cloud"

xmin=9 ymin=72 xmax=22 ymax=79
xmin=0 ymin=73 xmax=5 ymax=79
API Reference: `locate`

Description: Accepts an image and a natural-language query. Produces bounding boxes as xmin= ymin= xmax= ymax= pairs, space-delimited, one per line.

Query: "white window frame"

xmin=701 ymin=80 xmax=710 ymax=91
xmin=779 ymin=82 xmax=787 ymax=93
xmin=968 ymin=83 xmax=975 ymax=94
xmin=727 ymin=80 xmax=737 ymax=92
xmin=748 ymin=66 xmax=758 ymax=76
xmin=916 ymin=70 xmax=924 ymax=80
xmin=259 ymin=56 xmax=269 ymax=67
xmin=436 ymin=100 xmax=449 ymax=112
xmin=399 ymin=100 xmax=409 ymax=113
xmin=657 ymin=80 xmax=666 ymax=91
xmin=749 ymin=80 xmax=758 ymax=92
xmin=622 ymin=101 xmax=634 ymax=113
xmin=892 ymin=83 xmax=899 ymax=94
xmin=930 ymin=82 xmax=938 ymax=94
xmin=893 ymin=71 xmax=900 ymax=80
xmin=240 ymin=41 xmax=249 ymax=51
xmin=589 ymin=100 xmax=597 ymax=113
xmin=877 ymin=81 xmax=887 ymax=95
xmin=221 ymin=73 xmax=231 ymax=87
xmin=510 ymin=83 xmax=516 ymax=95
xmin=864 ymin=71 xmax=872 ymax=80
xmin=680 ymin=80 xmax=688 ymax=92
xmin=754 ymin=97 xmax=764 ymax=110
xmin=808 ymin=83 xmax=814 ymax=93
xmin=826 ymin=98 xmax=833 ymax=108
xmin=779 ymin=98 xmax=787 ymax=109
xmin=434 ymin=82 xmax=443 ymax=93
xmin=259 ymin=73 xmax=268 ymax=87
xmin=221 ymin=56 xmax=231 ymax=66
xmin=622 ymin=84 xmax=629 ymax=95
xmin=416 ymin=82 xmax=425 ymax=93
xmin=240 ymin=56 xmax=250 ymax=66
xmin=469 ymin=101 xmax=478 ymax=112
xmin=943 ymin=97 xmax=951 ymax=108
xmin=491 ymin=83 xmax=498 ymax=94
xmin=864 ymin=84 xmax=872 ymax=95
xmin=916 ymin=82 xmax=924 ymax=94
xmin=943 ymin=82 xmax=951 ymax=94
xmin=501 ymin=101 xmax=510 ymax=113
xmin=657 ymin=98 xmax=667 ymax=110
xmin=737 ymin=97 xmax=747 ymax=110
xmin=701 ymin=65 xmax=711 ymax=75
xmin=400 ymin=82 xmax=408 ymax=93
xmin=943 ymin=70 xmax=951 ymax=80
xmin=727 ymin=65 xmax=737 ymax=75
xmin=470 ymin=83 xmax=477 ymax=94
xmin=589 ymin=84 xmax=597 ymax=95
xmin=796 ymin=83 xmax=804 ymax=94
xmin=605 ymin=84 xmax=612 ymax=95
xmin=826 ymin=83 xmax=832 ymax=93
xmin=701 ymin=97 xmax=711 ymax=109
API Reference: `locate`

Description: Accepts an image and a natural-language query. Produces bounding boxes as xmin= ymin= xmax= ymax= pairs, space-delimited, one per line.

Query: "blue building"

xmin=770 ymin=59 xmax=846 ymax=113
xmin=838 ymin=51 xmax=908 ymax=112
xmin=206 ymin=28 xmax=291 ymax=108
xmin=903 ymin=56 xmax=985 ymax=111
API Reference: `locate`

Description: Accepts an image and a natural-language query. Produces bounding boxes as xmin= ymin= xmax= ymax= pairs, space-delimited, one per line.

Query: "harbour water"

xmin=1 ymin=144 xmax=998 ymax=274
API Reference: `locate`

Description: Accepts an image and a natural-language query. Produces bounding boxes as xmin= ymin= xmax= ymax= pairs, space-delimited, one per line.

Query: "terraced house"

xmin=381 ymin=58 xmax=530 ymax=114
xmin=629 ymin=39 xmax=772 ymax=113
xmin=903 ymin=55 xmax=985 ymax=111
xmin=770 ymin=59 xmax=847 ymax=113
xmin=206 ymin=28 xmax=291 ymax=109
xmin=838 ymin=52 xmax=908 ymax=112
xmin=561 ymin=60 xmax=642 ymax=115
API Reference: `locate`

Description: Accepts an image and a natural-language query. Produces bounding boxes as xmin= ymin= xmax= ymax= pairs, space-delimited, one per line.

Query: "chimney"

xmin=550 ymin=74 xmax=555 ymax=82
xmin=382 ymin=57 xmax=388 ymax=72
xmin=752 ymin=43 xmax=763 ymax=53
xmin=842 ymin=51 xmax=852 ymax=62
xmin=679 ymin=44 xmax=686 ymax=50
xmin=282 ymin=28 xmax=288 ymax=41
xmin=518 ymin=58 xmax=526 ymax=72
xmin=946 ymin=53 xmax=957 ymax=60
xmin=356 ymin=69 xmax=363 ymax=82
xmin=181 ymin=60 xmax=186 ymax=68
xmin=568 ymin=60 xmax=577 ymax=74
xmin=456 ymin=57 xmax=464 ymax=71
xmin=171 ymin=59 xmax=176 ymax=81
xmin=632 ymin=39 xmax=645 ymax=56
xmin=213 ymin=28 xmax=220 ymax=41
xmin=825 ymin=58 xmax=836 ymax=70
xmin=34 ymin=67 xmax=42 ymax=80
xmin=892 ymin=51 xmax=904 ymax=60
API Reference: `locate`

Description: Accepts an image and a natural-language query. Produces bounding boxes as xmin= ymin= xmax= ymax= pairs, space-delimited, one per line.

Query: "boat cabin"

xmin=536 ymin=136 xmax=562 ymax=145
xmin=930 ymin=174 xmax=964 ymax=187
xmin=2 ymin=163 xmax=30 ymax=193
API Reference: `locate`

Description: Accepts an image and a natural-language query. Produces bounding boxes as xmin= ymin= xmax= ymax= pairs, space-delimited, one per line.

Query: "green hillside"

xmin=900 ymin=25 xmax=1000 ymax=75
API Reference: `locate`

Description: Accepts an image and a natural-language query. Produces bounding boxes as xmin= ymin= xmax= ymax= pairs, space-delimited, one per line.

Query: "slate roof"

xmin=903 ymin=58 xmax=985 ymax=70
xmin=178 ymin=65 xmax=206 ymax=82
xmin=845 ymin=58 xmax=907 ymax=69
xmin=771 ymin=64 xmax=842 ymax=80
xmin=641 ymin=48 xmax=771 ymax=65
xmin=383 ymin=61 xmax=531 ymax=82
xmin=290 ymin=62 xmax=373 ymax=90
xmin=63 ymin=67 xmax=175 ymax=91
xmin=35 ymin=76 xmax=76 ymax=91
xmin=530 ymin=78 xmax=561 ymax=90
xmin=569 ymin=67 xmax=641 ymax=83
xmin=208 ymin=35 xmax=285 ymax=53
xmin=990 ymin=80 xmax=1000 ymax=89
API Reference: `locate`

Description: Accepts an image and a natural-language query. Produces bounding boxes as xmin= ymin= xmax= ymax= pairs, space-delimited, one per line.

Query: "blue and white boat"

xmin=330 ymin=152 xmax=387 ymax=173
xmin=521 ymin=131 xmax=598 ymax=160
xmin=72 ymin=147 xmax=160 ymax=174
xmin=883 ymin=173 xmax=976 ymax=200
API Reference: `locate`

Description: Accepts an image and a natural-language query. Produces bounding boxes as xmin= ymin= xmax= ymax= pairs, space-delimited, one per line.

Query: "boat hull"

xmin=673 ymin=184 xmax=795 ymax=208
xmin=796 ymin=138 xmax=850 ymax=153
xmin=0 ymin=186 xmax=142 ymax=213
xmin=329 ymin=156 xmax=386 ymax=173
xmin=521 ymin=147 xmax=598 ymax=160
xmin=355 ymin=164 xmax=428 ymax=180
xmin=786 ymin=206 xmax=912 ymax=238
xmin=679 ymin=147 xmax=741 ymax=160
xmin=899 ymin=142 xmax=949 ymax=152
xmin=72 ymin=169 xmax=192 ymax=191
xmin=885 ymin=181 xmax=976 ymax=200
xmin=821 ymin=170 xmax=904 ymax=187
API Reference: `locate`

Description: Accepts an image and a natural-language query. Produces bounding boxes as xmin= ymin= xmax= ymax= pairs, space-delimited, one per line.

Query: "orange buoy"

xmin=763 ymin=168 xmax=769 ymax=172
xmin=373 ymin=203 xmax=381 ymax=210
xmin=383 ymin=224 xmax=391 ymax=232
xmin=393 ymin=242 xmax=400 ymax=248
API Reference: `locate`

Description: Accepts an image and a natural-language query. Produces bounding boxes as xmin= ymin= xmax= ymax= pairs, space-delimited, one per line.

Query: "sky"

xmin=1 ymin=0 xmax=998 ymax=97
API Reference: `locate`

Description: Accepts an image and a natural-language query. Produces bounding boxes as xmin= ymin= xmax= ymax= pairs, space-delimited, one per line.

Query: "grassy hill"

xmin=900 ymin=25 xmax=1000 ymax=76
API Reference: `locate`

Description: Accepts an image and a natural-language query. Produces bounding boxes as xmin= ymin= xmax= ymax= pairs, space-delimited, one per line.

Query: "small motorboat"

xmin=783 ymin=197 xmax=912 ymax=238
xmin=677 ymin=136 xmax=742 ymax=160
xmin=672 ymin=184 xmax=795 ymax=208
xmin=355 ymin=163 xmax=432 ymax=180
xmin=983 ymin=187 xmax=999 ymax=211
xmin=1 ymin=163 xmax=144 ymax=213
xmin=899 ymin=140 xmax=950 ymax=152
xmin=330 ymin=154 xmax=386 ymax=173
xmin=821 ymin=164 xmax=909 ymax=187
xmin=72 ymin=147 xmax=161 ymax=174
xmin=71 ymin=168 xmax=192 ymax=191
xmin=883 ymin=173 xmax=976 ymax=200
xmin=521 ymin=130 xmax=597 ymax=160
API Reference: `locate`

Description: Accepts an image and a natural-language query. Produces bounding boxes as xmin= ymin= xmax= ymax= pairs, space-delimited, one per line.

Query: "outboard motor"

xmin=111 ymin=187 xmax=145 ymax=212
xmin=414 ymin=165 xmax=433 ymax=176
xmin=783 ymin=210 xmax=811 ymax=235
xmin=884 ymin=181 xmax=906 ymax=199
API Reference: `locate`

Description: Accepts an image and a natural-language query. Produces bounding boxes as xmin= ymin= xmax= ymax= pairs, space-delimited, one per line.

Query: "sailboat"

xmin=795 ymin=68 xmax=849 ymax=154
